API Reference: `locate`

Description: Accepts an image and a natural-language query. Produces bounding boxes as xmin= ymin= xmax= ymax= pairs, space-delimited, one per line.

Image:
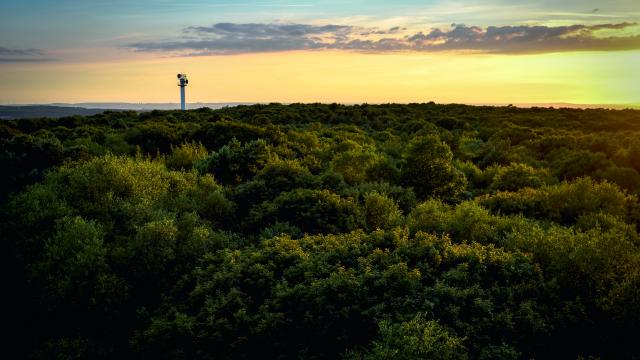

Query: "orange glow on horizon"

xmin=1 ymin=49 xmax=638 ymax=105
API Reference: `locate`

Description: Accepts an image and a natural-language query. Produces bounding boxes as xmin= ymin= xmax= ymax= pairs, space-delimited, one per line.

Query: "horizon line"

xmin=2 ymin=101 xmax=639 ymax=110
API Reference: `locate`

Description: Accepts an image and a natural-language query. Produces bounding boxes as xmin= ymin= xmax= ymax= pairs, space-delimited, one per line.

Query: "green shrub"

xmin=478 ymin=177 xmax=637 ymax=225
xmin=249 ymin=189 xmax=364 ymax=234
xmin=401 ymin=135 xmax=467 ymax=199
xmin=197 ymin=138 xmax=275 ymax=184
xmin=489 ymin=163 xmax=555 ymax=192
xmin=165 ymin=142 xmax=208 ymax=170
xmin=345 ymin=314 xmax=467 ymax=360
xmin=363 ymin=192 xmax=403 ymax=231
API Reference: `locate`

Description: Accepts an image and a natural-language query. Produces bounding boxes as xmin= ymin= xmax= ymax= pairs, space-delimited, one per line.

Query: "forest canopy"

xmin=3 ymin=103 xmax=640 ymax=359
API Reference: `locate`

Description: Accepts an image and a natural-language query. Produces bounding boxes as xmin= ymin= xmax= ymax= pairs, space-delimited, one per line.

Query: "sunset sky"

xmin=1 ymin=0 xmax=639 ymax=105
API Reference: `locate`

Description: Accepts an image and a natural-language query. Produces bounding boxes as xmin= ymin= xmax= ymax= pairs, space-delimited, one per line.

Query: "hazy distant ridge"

xmin=49 ymin=102 xmax=255 ymax=110
xmin=0 ymin=105 xmax=109 ymax=120
xmin=0 ymin=103 xmax=253 ymax=119
xmin=2 ymin=102 xmax=638 ymax=120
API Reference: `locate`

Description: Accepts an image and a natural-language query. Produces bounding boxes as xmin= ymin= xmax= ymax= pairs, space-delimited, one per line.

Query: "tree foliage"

xmin=401 ymin=135 xmax=467 ymax=199
xmin=3 ymin=103 xmax=640 ymax=359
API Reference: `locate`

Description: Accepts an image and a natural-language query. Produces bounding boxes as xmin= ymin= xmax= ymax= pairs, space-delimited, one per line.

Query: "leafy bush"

xmin=165 ymin=142 xmax=208 ymax=170
xmin=233 ymin=159 xmax=320 ymax=208
xmin=478 ymin=177 xmax=637 ymax=225
xmin=363 ymin=192 xmax=402 ymax=231
xmin=489 ymin=163 xmax=555 ymax=192
xmin=249 ymin=189 xmax=364 ymax=234
xmin=401 ymin=135 xmax=467 ymax=199
xmin=331 ymin=148 xmax=382 ymax=184
xmin=197 ymin=138 xmax=274 ymax=185
xmin=135 ymin=230 xmax=548 ymax=359
xmin=345 ymin=314 xmax=467 ymax=360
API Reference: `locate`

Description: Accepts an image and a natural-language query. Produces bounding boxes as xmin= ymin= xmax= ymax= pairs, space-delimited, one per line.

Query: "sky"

xmin=0 ymin=0 xmax=639 ymax=105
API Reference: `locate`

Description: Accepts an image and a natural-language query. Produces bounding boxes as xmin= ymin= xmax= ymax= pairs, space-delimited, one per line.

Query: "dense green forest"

xmin=3 ymin=103 xmax=640 ymax=359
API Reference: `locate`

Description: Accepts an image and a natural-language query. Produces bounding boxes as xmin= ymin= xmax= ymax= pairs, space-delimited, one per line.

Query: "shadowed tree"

xmin=401 ymin=135 xmax=467 ymax=199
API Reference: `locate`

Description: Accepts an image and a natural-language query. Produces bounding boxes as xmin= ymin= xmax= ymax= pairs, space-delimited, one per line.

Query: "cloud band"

xmin=127 ymin=22 xmax=640 ymax=55
xmin=0 ymin=46 xmax=54 ymax=62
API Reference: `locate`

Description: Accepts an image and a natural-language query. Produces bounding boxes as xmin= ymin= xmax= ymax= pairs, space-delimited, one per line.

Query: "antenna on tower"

xmin=177 ymin=73 xmax=188 ymax=111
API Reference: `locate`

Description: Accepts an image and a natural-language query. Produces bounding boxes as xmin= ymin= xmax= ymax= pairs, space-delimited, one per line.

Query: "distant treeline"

xmin=3 ymin=103 xmax=640 ymax=359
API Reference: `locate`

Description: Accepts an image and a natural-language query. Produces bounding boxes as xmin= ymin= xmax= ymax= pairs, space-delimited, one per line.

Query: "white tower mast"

xmin=177 ymin=74 xmax=188 ymax=111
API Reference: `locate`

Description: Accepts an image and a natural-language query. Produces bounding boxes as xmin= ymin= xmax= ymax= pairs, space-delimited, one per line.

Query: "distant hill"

xmin=49 ymin=102 xmax=255 ymax=111
xmin=0 ymin=105 xmax=112 ymax=120
xmin=0 ymin=103 xmax=255 ymax=119
xmin=2 ymin=102 xmax=637 ymax=120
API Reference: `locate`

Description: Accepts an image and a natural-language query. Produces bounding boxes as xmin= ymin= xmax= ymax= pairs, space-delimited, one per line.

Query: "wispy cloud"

xmin=406 ymin=22 xmax=640 ymax=53
xmin=186 ymin=23 xmax=354 ymax=38
xmin=129 ymin=23 xmax=371 ymax=53
xmin=127 ymin=21 xmax=640 ymax=55
xmin=0 ymin=46 xmax=55 ymax=62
